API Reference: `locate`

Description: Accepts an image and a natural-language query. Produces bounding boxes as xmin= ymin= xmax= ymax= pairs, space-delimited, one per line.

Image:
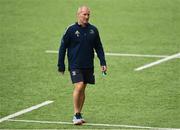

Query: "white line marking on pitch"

xmin=0 ymin=101 xmax=53 ymax=123
xmin=135 ymin=53 xmax=180 ymax=71
xmin=7 ymin=119 xmax=180 ymax=130
xmin=105 ymin=52 xmax=168 ymax=58
xmin=45 ymin=50 xmax=180 ymax=58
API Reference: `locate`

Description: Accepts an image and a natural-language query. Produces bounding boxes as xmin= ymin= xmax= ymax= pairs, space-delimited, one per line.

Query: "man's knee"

xmin=74 ymin=82 xmax=86 ymax=91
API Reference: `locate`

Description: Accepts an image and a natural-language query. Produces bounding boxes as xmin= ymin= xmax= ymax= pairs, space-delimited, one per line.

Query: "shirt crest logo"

xmin=75 ymin=30 xmax=80 ymax=37
xmin=89 ymin=29 xmax=94 ymax=34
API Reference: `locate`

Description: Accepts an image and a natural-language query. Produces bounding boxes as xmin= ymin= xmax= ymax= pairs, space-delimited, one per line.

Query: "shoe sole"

xmin=81 ymin=120 xmax=86 ymax=123
xmin=74 ymin=121 xmax=83 ymax=125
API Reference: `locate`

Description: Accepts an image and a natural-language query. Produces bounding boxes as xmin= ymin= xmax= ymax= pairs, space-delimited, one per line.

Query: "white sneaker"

xmin=73 ymin=115 xmax=82 ymax=125
xmin=72 ymin=113 xmax=86 ymax=125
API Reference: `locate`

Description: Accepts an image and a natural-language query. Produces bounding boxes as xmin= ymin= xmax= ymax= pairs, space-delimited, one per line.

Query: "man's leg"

xmin=73 ymin=82 xmax=86 ymax=114
xmin=72 ymin=82 xmax=86 ymax=125
xmin=79 ymin=84 xmax=86 ymax=112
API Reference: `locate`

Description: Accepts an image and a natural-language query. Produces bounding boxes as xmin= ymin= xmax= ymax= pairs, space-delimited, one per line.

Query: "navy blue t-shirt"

xmin=58 ymin=22 xmax=106 ymax=71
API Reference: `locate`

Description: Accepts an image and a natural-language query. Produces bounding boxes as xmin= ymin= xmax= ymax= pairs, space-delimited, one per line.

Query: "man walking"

xmin=58 ymin=6 xmax=107 ymax=125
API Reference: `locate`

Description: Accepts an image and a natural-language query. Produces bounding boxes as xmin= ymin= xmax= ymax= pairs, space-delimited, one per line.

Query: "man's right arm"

xmin=57 ymin=29 xmax=70 ymax=73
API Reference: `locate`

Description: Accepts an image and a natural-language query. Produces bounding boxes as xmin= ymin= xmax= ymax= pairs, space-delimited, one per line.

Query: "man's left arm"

xmin=94 ymin=29 xmax=107 ymax=72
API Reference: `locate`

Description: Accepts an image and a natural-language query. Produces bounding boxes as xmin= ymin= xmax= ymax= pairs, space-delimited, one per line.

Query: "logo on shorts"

xmin=72 ymin=71 xmax=76 ymax=76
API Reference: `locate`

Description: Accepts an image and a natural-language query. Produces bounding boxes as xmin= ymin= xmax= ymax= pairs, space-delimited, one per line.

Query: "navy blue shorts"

xmin=70 ymin=69 xmax=95 ymax=84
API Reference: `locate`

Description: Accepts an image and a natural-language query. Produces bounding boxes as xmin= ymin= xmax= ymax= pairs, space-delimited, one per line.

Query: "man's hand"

xmin=58 ymin=68 xmax=65 ymax=75
xmin=101 ymin=65 xmax=107 ymax=75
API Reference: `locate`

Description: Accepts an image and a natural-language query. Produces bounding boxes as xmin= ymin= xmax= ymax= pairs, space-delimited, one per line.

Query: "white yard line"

xmin=0 ymin=101 xmax=53 ymax=123
xmin=45 ymin=50 xmax=180 ymax=58
xmin=8 ymin=119 xmax=180 ymax=130
xmin=46 ymin=50 xmax=58 ymax=54
xmin=105 ymin=52 xmax=168 ymax=58
xmin=135 ymin=53 xmax=180 ymax=71
xmin=46 ymin=50 xmax=180 ymax=71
